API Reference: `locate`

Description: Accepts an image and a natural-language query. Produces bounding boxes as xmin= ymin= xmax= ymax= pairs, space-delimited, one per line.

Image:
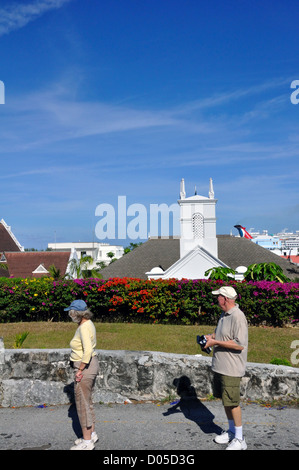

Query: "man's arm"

xmin=205 ymin=335 xmax=244 ymax=351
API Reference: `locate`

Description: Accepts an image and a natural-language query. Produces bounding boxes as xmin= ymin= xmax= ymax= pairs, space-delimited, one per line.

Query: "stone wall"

xmin=0 ymin=344 xmax=298 ymax=407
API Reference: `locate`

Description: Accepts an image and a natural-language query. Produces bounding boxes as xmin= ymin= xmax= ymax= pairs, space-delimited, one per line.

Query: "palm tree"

xmin=48 ymin=264 xmax=64 ymax=280
xmin=67 ymin=255 xmax=102 ymax=279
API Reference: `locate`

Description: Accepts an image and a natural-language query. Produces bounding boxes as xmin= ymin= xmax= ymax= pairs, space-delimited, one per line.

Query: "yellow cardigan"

xmin=70 ymin=320 xmax=97 ymax=364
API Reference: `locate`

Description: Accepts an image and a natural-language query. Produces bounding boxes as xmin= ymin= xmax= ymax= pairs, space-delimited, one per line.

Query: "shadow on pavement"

xmin=163 ymin=375 xmax=223 ymax=435
xmin=64 ymin=382 xmax=82 ymax=439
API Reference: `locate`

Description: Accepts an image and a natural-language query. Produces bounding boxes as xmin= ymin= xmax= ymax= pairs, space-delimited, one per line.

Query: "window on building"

xmin=192 ymin=213 xmax=204 ymax=239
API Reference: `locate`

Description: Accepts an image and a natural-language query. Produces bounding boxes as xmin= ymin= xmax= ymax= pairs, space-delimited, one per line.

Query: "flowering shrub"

xmin=0 ymin=277 xmax=298 ymax=326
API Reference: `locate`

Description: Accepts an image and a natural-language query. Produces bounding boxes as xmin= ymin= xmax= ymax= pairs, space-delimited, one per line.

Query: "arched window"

xmin=192 ymin=213 xmax=204 ymax=238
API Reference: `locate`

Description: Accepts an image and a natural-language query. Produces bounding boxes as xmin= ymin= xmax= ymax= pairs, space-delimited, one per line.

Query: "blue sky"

xmin=0 ymin=0 xmax=298 ymax=249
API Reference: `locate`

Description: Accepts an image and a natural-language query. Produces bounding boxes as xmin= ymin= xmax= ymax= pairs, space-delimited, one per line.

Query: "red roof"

xmin=281 ymin=255 xmax=299 ymax=265
xmin=3 ymin=252 xmax=71 ymax=278
xmin=0 ymin=222 xmax=22 ymax=252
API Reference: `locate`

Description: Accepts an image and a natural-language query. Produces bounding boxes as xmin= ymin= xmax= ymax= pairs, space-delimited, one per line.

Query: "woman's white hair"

xmin=68 ymin=308 xmax=93 ymax=323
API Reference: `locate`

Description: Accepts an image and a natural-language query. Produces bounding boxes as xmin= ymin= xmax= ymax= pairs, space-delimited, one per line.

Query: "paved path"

xmin=0 ymin=399 xmax=298 ymax=452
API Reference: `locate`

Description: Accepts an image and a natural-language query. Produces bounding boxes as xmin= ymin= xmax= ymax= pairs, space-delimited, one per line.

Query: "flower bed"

xmin=0 ymin=277 xmax=298 ymax=326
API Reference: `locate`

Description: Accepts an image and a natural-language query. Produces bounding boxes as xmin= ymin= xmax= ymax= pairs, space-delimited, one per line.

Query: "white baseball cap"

xmin=211 ymin=286 xmax=237 ymax=299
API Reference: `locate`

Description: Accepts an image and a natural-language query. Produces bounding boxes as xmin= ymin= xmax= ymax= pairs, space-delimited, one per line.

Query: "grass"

xmin=0 ymin=322 xmax=298 ymax=368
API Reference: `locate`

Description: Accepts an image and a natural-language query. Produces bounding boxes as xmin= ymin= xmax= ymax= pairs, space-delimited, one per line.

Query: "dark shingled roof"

xmin=100 ymin=236 xmax=299 ymax=280
xmin=217 ymin=235 xmax=299 ymax=279
xmin=101 ymin=238 xmax=180 ymax=279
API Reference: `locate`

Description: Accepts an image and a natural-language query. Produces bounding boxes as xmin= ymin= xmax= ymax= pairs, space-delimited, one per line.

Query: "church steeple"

xmin=178 ymin=178 xmax=218 ymax=259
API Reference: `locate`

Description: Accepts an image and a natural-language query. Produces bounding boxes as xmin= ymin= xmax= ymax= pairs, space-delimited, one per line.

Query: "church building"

xmin=100 ymin=179 xmax=299 ymax=281
xmin=146 ymin=178 xmax=227 ymax=279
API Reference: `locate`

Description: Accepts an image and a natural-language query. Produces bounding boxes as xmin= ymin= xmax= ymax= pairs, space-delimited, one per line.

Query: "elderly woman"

xmin=64 ymin=299 xmax=99 ymax=450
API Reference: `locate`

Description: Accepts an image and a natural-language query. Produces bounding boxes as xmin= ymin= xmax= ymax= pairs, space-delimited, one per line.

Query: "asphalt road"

xmin=0 ymin=398 xmax=298 ymax=453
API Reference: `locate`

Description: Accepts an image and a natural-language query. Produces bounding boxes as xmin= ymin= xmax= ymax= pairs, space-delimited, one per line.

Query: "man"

xmin=205 ymin=286 xmax=248 ymax=450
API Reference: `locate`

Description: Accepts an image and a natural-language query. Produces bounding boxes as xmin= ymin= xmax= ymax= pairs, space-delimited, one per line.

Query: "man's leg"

xmin=224 ymin=405 xmax=243 ymax=439
xmin=214 ymin=375 xmax=246 ymax=448
xmin=224 ymin=405 xmax=242 ymax=427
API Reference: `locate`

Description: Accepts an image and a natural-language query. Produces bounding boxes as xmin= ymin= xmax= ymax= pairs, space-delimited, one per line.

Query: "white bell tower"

xmin=178 ymin=178 xmax=218 ymax=259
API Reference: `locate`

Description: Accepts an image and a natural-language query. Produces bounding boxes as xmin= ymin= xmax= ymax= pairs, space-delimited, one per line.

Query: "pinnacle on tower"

xmin=209 ymin=178 xmax=214 ymax=199
xmin=180 ymin=178 xmax=186 ymax=199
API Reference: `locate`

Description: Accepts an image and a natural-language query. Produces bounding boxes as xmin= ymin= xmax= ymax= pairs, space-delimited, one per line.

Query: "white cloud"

xmin=0 ymin=77 xmax=296 ymax=176
xmin=172 ymin=78 xmax=290 ymax=115
xmin=0 ymin=83 xmax=188 ymax=152
xmin=2 ymin=77 xmax=283 ymax=153
xmin=0 ymin=0 xmax=73 ymax=36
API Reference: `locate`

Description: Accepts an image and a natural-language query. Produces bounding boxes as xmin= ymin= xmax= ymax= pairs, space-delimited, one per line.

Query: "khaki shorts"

xmin=212 ymin=372 xmax=241 ymax=407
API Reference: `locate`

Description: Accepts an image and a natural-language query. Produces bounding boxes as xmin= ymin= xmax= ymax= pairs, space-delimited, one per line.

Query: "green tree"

xmin=124 ymin=242 xmax=142 ymax=254
xmin=48 ymin=264 xmax=64 ymax=280
xmin=244 ymin=262 xmax=290 ymax=283
xmin=67 ymin=255 xmax=102 ymax=279
xmin=107 ymin=251 xmax=117 ymax=264
xmin=205 ymin=266 xmax=236 ymax=281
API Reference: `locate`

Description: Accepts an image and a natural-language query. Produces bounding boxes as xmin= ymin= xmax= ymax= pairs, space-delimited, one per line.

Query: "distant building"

xmin=47 ymin=241 xmax=124 ymax=269
xmin=281 ymin=255 xmax=299 ymax=266
xmin=0 ymin=219 xmax=24 ymax=253
xmin=0 ymin=218 xmax=23 ymax=277
xmin=246 ymin=229 xmax=299 ymax=260
xmin=0 ymin=219 xmax=76 ymax=279
xmin=251 ymin=233 xmax=282 ymax=251
xmin=3 ymin=251 xmax=73 ymax=278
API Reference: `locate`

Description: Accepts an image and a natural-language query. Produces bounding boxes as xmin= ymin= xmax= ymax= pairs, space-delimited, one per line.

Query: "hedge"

xmin=0 ymin=277 xmax=298 ymax=327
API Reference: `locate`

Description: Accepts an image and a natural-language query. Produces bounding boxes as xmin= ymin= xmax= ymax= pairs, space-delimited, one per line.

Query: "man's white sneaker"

xmin=214 ymin=430 xmax=234 ymax=444
xmin=226 ymin=437 xmax=247 ymax=450
xmin=74 ymin=432 xmax=98 ymax=446
xmin=70 ymin=440 xmax=95 ymax=450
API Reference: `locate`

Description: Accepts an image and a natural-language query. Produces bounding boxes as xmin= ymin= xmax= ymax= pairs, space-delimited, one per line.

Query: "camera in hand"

xmin=197 ymin=334 xmax=212 ymax=354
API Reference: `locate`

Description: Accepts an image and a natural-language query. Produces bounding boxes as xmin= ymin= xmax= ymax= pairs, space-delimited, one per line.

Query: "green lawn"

xmin=0 ymin=322 xmax=298 ymax=367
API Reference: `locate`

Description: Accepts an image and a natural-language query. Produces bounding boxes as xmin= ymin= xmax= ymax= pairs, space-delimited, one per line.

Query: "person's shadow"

xmin=163 ymin=376 xmax=222 ymax=435
xmin=64 ymin=383 xmax=82 ymax=439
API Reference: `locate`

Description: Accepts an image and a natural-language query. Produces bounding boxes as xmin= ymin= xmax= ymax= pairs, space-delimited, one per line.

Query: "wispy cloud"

xmin=2 ymin=77 xmax=288 ymax=151
xmin=0 ymin=77 xmax=295 ymax=177
xmin=0 ymin=163 xmax=88 ymax=180
xmin=0 ymin=83 xmax=188 ymax=152
xmin=172 ymin=78 xmax=290 ymax=115
xmin=0 ymin=0 xmax=73 ymax=36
